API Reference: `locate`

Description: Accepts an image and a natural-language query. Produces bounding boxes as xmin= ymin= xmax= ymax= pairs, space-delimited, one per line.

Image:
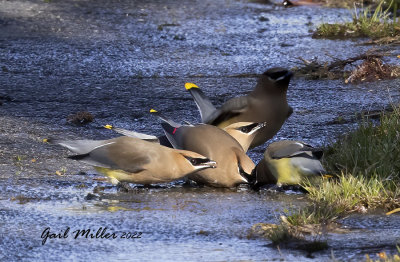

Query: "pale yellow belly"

xmin=94 ymin=167 xmax=167 ymax=185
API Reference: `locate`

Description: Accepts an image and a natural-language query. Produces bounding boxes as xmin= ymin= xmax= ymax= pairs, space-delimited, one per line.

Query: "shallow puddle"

xmin=1 ymin=0 xmax=399 ymax=260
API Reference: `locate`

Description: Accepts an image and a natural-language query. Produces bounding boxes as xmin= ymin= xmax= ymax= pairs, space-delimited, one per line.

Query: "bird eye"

xmin=240 ymin=127 xmax=249 ymax=133
xmin=190 ymin=159 xmax=198 ymax=165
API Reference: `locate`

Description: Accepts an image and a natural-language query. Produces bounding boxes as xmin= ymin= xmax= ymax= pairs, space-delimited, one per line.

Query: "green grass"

xmin=314 ymin=0 xmax=400 ymax=38
xmin=263 ymin=106 xmax=400 ymax=246
xmin=324 ymin=107 xmax=400 ymax=179
xmin=305 ymin=175 xmax=400 ymax=213
xmin=284 ymin=201 xmax=341 ymax=226
xmin=291 ymin=106 xmax=400 ymax=226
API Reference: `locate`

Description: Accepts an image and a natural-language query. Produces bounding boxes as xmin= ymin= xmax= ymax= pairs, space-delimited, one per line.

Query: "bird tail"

xmin=149 ymin=109 xmax=182 ymax=128
xmin=103 ymin=124 xmax=159 ymax=142
xmin=46 ymin=138 xmax=108 ymax=155
xmin=185 ymin=83 xmax=217 ymax=123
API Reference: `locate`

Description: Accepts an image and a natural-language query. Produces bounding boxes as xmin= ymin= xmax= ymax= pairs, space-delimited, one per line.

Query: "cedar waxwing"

xmin=185 ymin=67 xmax=293 ymax=148
xmin=252 ymin=140 xmax=325 ymax=187
xmin=49 ymin=136 xmax=216 ymax=185
xmin=161 ymin=122 xmax=255 ymax=188
xmin=104 ymin=121 xmax=266 ymax=153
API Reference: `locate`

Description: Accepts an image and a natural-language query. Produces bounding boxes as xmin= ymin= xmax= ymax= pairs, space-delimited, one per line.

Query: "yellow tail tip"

xmin=149 ymin=109 xmax=158 ymax=113
xmin=322 ymin=174 xmax=333 ymax=179
xmin=185 ymin=83 xmax=199 ymax=90
xmin=104 ymin=124 xmax=113 ymax=129
xmin=42 ymin=138 xmax=48 ymax=143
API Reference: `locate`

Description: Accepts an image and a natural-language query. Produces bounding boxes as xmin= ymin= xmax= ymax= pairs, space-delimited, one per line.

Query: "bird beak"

xmin=194 ymin=159 xmax=217 ymax=170
xmin=203 ymin=160 xmax=217 ymax=169
xmin=250 ymin=122 xmax=267 ymax=134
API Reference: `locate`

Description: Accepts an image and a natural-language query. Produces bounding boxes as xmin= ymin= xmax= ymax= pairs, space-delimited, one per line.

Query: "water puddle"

xmin=1 ymin=0 xmax=399 ymax=260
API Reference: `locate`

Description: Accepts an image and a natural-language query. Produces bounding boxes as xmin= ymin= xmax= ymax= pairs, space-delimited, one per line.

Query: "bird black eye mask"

xmin=238 ymin=123 xmax=259 ymax=133
xmin=184 ymin=156 xmax=213 ymax=166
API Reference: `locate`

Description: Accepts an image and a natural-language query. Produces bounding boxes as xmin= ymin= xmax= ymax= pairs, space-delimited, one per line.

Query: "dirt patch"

xmin=345 ymin=57 xmax=400 ymax=84
xmin=67 ymin=111 xmax=94 ymax=125
xmin=293 ymin=51 xmax=400 ymax=83
xmin=364 ymin=36 xmax=400 ymax=45
xmin=327 ymin=105 xmax=395 ymax=125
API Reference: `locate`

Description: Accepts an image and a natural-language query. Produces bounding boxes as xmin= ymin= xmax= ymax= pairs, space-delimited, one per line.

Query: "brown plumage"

xmin=186 ymin=68 xmax=293 ymax=148
xmin=162 ymin=123 xmax=255 ymax=188
xmin=106 ymin=121 xmax=266 ymax=153
xmin=51 ymin=136 xmax=216 ymax=185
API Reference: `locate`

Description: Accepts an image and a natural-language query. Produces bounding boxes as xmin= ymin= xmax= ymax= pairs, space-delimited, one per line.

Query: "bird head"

xmin=253 ymin=67 xmax=293 ymax=95
xmin=224 ymin=122 xmax=267 ymax=152
xmin=178 ymin=150 xmax=217 ymax=171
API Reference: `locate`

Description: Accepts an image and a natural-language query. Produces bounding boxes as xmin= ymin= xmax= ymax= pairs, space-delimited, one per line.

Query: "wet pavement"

xmin=1 ymin=0 xmax=400 ymax=261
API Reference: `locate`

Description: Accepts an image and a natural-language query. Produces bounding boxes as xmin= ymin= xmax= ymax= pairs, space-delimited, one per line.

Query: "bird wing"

xmin=187 ymin=87 xmax=217 ymax=123
xmin=232 ymin=147 xmax=255 ymax=175
xmin=157 ymin=135 xmax=173 ymax=148
xmin=50 ymin=139 xmax=109 ymax=155
xmin=270 ymin=142 xmax=306 ymax=159
xmin=69 ymin=139 xmax=150 ymax=173
xmin=270 ymin=141 xmax=323 ymax=159
xmin=161 ymin=122 xmax=181 ymax=149
xmin=209 ymin=97 xmax=249 ymax=125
